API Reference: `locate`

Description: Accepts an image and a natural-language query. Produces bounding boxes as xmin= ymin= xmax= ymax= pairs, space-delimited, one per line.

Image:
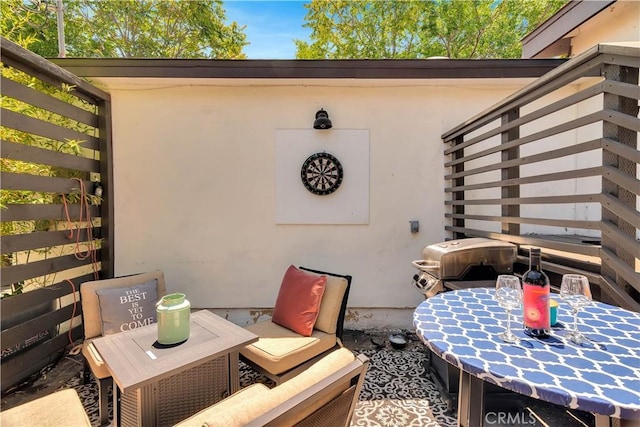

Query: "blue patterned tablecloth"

xmin=413 ymin=287 xmax=640 ymax=420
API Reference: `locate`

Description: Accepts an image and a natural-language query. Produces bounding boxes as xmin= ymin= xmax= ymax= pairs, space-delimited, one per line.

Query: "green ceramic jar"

xmin=156 ymin=293 xmax=190 ymax=345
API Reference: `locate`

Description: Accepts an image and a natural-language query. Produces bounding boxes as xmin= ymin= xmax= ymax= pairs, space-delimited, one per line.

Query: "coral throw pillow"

xmin=271 ymin=265 xmax=327 ymax=336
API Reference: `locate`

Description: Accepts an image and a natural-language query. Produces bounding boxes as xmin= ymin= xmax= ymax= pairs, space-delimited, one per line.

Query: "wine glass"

xmin=494 ymin=275 xmax=522 ymax=343
xmin=560 ymin=274 xmax=592 ymax=344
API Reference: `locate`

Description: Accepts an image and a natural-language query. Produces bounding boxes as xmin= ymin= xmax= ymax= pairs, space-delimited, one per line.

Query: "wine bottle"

xmin=522 ymin=248 xmax=550 ymax=338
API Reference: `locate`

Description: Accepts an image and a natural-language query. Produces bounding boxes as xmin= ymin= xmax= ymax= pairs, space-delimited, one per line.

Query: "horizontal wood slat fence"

xmin=0 ymin=37 xmax=113 ymax=392
xmin=442 ymin=43 xmax=639 ymax=311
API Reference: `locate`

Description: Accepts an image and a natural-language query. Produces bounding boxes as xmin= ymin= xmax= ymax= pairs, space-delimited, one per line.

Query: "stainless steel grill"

xmin=411 ymin=238 xmax=517 ymax=298
xmin=411 ymin=237 xmax=520 ymax=413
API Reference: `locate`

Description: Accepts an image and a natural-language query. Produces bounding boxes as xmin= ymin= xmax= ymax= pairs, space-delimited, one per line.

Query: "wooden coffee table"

xmin=92 ymin=310 xmax=258 ymax=427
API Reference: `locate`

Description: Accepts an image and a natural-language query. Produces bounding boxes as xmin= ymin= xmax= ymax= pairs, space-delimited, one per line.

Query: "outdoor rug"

xmin=8 ymin=344 xmax=597 ymax=427
xmin=61 ymin=347 xmax=456 ymax=426
xmin=349 ymin=348 xmax=457 ymax=427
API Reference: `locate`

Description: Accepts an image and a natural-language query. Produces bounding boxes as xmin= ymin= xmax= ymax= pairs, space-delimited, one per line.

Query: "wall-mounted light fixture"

xmin=313 ymin=108 xmax=332 ymax=129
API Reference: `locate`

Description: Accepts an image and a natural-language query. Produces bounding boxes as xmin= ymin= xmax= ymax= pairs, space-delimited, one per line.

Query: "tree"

xmin=1 ymin=0 xmax=248 ymax=58
xmin=1 ymin=0 xmax=54 ymax=54
xmin=296 ymin=0 xmax=567 ymax=59
xmin=296 ymin=0 xmax=426 ymax=59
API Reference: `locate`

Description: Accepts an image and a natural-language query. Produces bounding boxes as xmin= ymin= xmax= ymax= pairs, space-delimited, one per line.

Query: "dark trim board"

xmin=50 ymin=58 xmax=567 ymax=79
xmin=521 ymin=0 xmax=615 ymax=59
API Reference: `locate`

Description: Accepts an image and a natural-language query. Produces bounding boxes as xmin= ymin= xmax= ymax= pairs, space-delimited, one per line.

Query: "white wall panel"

xmin=275 ymin=129 xmax=369 ymax=224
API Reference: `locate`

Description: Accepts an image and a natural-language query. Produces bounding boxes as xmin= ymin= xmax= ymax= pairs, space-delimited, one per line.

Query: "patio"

xmin=1 ymin=328 xmax=598 ymax=427
xmin=1 ymin=1 xmax=639 ymax=425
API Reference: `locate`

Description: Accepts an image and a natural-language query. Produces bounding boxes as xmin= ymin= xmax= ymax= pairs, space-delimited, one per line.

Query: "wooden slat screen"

xmin=0 ymin=37 xmax=113 ymax=392
xmin=441 ymin=43 xmax=639 ymax=311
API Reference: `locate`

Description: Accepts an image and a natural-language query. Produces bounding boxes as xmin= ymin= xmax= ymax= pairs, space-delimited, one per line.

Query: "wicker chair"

xmin=176 ymin=347 xmax=369 ymax=427
xmin=80 ymin=270 xmax=166 ymax=426
xmin=239 ymin=266 xmax=352 ymax=386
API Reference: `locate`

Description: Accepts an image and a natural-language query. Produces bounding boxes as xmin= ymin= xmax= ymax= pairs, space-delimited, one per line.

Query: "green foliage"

xmin=296 ymin=0 xmax=426 ymax=59
xmin=0 ymin=0 xmax=45 ymax=51
xmin=296 ymin=0 xmax=568 ymax=59
xmin=1 ymin=0 xmax=248 ymax=58
xmin=0 ymin=67 xmax=89 ymax=238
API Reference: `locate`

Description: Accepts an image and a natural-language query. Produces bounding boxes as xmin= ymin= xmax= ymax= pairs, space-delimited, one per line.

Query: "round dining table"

xmin=413 ymin=287 xmax=640 ymax=427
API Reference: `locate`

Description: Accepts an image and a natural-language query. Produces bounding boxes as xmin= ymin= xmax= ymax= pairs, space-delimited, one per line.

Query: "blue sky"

xmin=224 ymin=1 xmax=311 ymax=59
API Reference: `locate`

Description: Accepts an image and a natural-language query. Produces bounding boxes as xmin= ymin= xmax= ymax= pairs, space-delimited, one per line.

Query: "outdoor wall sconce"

xmin=313 ymin=108 xmax=332 ymax=129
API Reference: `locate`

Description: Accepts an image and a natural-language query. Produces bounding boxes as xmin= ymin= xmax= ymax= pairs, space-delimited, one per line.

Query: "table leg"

xmin=594 ymin=414 xmax=622 ymax=427
xmin=112 ymin=386 xmax=120 ymax=427
xmin=457 ymin=371 xmax=484 ymax=427
xmin=229 ymin=351 xmax=240 ymax=394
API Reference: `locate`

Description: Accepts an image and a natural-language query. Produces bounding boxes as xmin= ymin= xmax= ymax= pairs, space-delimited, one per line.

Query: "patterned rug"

xmin=6 ymin=344 xmax=598 ymax=427
xmin=61 ymin=347 xmax=455 ymax=426
xmin=350 ymin=349 xmax=456 ymax=427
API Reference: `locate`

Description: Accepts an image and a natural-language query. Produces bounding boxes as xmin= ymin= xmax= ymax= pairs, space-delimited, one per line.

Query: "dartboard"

xmin=300 ymin=152 xmax=344 ymax=195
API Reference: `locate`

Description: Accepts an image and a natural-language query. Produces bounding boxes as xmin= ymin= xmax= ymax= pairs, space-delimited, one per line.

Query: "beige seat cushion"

xmin=177 ymin=348 xmax=356 ymax=427
xmin=313 ymin=275 xmax=348 ymax=334
xmin=1 ymin=389 xmax=91 ymax=427
xmin=239 ymin=321 xmax=336 ymax=375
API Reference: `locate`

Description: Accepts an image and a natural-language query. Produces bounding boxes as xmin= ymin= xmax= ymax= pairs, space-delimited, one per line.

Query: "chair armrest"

xmin=82 ymin=341 xmax=112 ymax=380
xmin=174 ymin=383 xmax=270 ymax=426
xmin=86 ymin=342 xmax=104 ymax=365
xmin=246 ymin=353 xmax=369 ymax=427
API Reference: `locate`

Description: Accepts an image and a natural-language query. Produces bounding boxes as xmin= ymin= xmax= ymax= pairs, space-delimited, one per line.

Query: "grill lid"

xmin=414 ymin=238 xmax=517 ymax=280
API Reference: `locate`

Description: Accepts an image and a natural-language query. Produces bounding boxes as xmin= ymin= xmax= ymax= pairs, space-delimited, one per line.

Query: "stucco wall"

xmin=95 ymin=77 xmax=536 ymax=328
xmin=569 ymin=1 xmax=639 ymax=57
